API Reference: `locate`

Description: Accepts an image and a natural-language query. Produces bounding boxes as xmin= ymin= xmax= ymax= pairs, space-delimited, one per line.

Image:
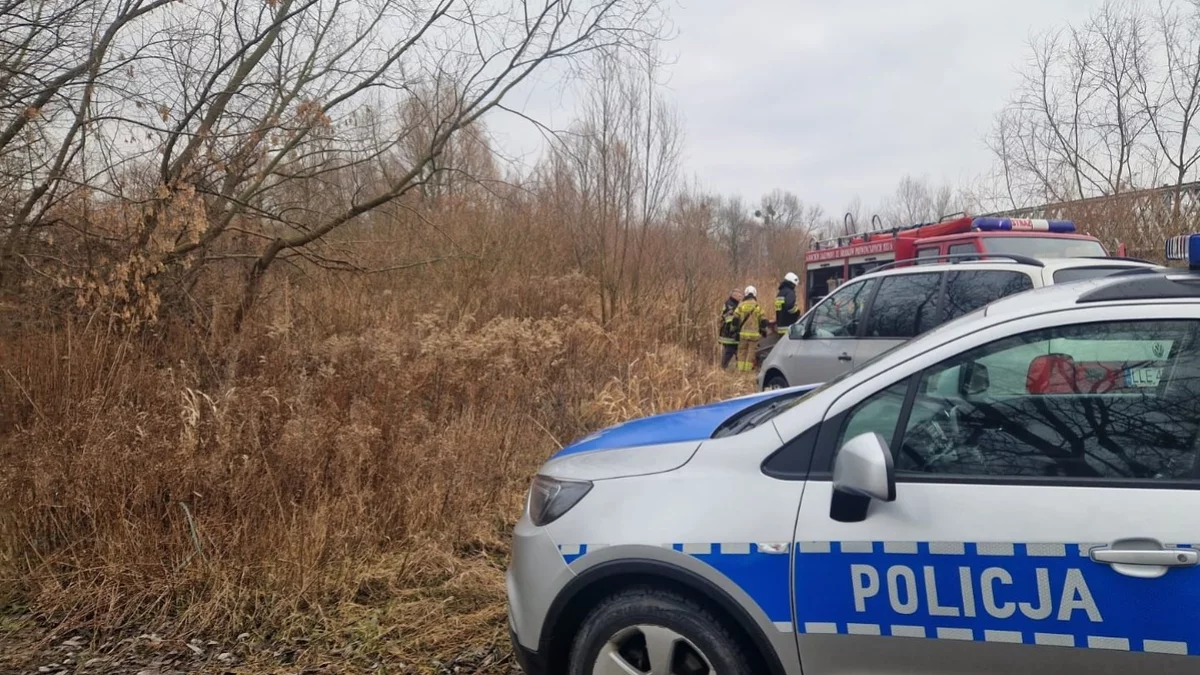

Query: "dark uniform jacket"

xmin=718 ymin=297 xmax=740 ymax=345
xmin=775 ymin=280 xmax=800 ymax=332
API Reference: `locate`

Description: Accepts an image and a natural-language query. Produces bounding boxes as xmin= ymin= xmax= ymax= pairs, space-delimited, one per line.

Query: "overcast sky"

xmin=489 ymin=0 xmax=1110 ymax=215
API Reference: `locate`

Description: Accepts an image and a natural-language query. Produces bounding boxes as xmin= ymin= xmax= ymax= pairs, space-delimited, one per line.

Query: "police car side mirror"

xmin=831 ymin=433 xmax=896 ymax=522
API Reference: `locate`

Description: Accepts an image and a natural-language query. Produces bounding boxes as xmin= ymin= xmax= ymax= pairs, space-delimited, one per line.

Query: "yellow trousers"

xmin=736 ymin=338 xmax=759 ymax=372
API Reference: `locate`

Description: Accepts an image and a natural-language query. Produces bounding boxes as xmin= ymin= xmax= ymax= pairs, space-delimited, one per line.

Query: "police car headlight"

xmin=527 ymin=475 xmax=592 ymax=527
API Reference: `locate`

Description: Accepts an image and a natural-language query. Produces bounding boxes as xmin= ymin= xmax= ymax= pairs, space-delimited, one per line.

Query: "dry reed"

xmin=0 ymin=271 xmax=752 ymax=669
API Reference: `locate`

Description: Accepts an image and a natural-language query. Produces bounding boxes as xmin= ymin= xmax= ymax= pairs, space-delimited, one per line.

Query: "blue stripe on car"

xmin=795 ymin=540 xmax=1200 ymax=655
xmin=557 ymin=540 xmax=1200 ymax=654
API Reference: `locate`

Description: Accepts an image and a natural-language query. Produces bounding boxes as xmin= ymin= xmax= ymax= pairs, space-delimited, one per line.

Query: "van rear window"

xmin=942 ymin=270 xmax=1034 ymax=323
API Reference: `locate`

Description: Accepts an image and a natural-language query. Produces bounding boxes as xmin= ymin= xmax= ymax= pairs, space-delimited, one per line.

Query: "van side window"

xmin=864 ymin=273 xmax=943 ymax=339
xmin=916 ymin=248 xmax=938 ymax=264
xmin=948 ymin=243 xmax=978 ymax=259
xmin=941 ymin=271 xmax=1034 ymax=322
xmin=808 ymin=279 xmax=879 ymax=338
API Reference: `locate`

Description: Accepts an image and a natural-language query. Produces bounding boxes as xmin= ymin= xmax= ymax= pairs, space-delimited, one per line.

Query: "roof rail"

xmin=869 ymin=253 xmax=1045 ymax=274
xmin=814 ymin=216 xmax=932 ymax=251
xmin=1074 ymin=255 xmax=1158 ymax=265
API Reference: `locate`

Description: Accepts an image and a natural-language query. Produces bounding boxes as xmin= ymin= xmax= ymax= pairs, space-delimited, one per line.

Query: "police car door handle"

xmin=838 ymin=352 xmax=853 ymax=362
xmin=1090 ymin=546 xmax=1199 ymax=568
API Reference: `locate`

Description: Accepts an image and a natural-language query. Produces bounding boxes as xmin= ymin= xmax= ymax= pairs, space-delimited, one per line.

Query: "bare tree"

xmin=1091 ymin=2 xmax=1155 ymax=191
xmin=1136 ymin=0 xmax=1200 ymax=228
xmin=666 ymin=185 xmax=721 ymax=349
xmin=985 ymin=110 xmax=1028 ymax=210
xmin=716 ymin=195 xmax=752 ymax=278
xmin=0 ymin=0 xmax=667 ymax=327
xmin=754 ymin=189 xmax=814 ymax=276
xmin=548 ymin=45 xmax=681 ymax=323
xmin=0 ymin=0 xmax=176 ymax=268
xmin=627 ymin=45 xmax=683 ymax=305
xmin=992 ymin=1 xmax=1152 ymax=206
xmin=831 ymin=197 xmax=865 ymax=237
xmin=879 ymin=174 xmax=956 ymax=227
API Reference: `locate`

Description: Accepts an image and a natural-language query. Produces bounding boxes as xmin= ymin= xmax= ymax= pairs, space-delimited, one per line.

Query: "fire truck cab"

xmin=803 ymin=215 xmax=1108 ymax=310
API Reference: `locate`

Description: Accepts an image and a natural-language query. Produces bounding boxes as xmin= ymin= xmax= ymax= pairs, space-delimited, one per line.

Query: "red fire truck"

xmin=802 ymin=215 xmax=1112 ymax=310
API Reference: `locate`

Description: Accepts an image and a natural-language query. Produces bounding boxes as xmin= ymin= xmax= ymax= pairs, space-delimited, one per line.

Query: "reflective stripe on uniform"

xmin=733 ymin=300 xmax=763 ymax=338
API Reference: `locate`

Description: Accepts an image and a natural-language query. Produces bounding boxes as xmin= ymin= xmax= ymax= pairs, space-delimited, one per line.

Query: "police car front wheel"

xmin=568 ymin=587 xmax=753 ymax=675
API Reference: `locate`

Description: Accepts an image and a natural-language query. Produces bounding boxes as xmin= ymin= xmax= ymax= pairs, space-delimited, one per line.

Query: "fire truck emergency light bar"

xmin=970 ymin=217 xmax=1076 ymax=233
xmin=1165 ymin=233 xmax=1200 ymax=269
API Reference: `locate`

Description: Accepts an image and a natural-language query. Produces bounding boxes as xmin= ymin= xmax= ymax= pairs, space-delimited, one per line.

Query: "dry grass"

xmin=0 ymin=271 xmax=752 ymax=670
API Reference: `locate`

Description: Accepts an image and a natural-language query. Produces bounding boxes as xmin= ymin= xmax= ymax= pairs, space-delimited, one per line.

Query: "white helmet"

xmin=784 ymin=272 xmax=799 ymax=286
xmin=744 ymin=285 xmax=757 ymax=297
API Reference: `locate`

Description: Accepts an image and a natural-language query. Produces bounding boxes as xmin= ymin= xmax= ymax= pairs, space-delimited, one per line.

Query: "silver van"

xmin=757 ymin=257 xmax=1157 ymax=390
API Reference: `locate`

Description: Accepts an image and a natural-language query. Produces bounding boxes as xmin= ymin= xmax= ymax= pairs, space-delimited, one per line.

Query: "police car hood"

xmin=541 ymin=385 xmax=817 ymax=481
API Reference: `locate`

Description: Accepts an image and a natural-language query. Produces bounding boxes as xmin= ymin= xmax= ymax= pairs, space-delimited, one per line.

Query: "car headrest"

xmin=1027 ymin=353 xmax=1077 ymax=394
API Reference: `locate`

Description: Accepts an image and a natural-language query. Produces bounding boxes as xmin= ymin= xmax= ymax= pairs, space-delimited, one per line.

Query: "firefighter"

xmin=774 ymin=272 xmax=801 ymax=335
xmin=718 ymin=288 xmax=743 ymax=370
xmin=733 ymin=285 xmax=767 ymax=373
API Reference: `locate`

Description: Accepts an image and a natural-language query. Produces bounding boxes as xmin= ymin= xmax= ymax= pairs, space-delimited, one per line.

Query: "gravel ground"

xmin=0 ymin=620 xmax=520 ymax=675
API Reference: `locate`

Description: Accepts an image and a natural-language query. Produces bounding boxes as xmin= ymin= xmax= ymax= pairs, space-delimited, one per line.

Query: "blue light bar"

xmin=971 ymin=217 xmax=1076 ymax=233
xmin=1165 ymin=233 xmax=1200 ymax=269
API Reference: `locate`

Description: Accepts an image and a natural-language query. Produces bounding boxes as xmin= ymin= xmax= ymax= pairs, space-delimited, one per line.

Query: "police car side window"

xmin=896 ymin=320 xmax=1200 ymax=482
xmin=809 ymin=279 xmax=878 ymax=338
xmin=836 ymin=380 xmax=911 ymax=451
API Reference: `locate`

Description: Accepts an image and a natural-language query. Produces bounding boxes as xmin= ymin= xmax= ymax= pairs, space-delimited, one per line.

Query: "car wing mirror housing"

xmin=958 ymin=362 xmax=990 ymax=397
xmin=831 ymin=432 xmax=896 ymax=522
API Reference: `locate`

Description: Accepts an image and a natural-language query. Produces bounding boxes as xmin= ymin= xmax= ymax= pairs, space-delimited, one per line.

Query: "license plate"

xmin=1124 ymin=366 xmax=1162 ymax=388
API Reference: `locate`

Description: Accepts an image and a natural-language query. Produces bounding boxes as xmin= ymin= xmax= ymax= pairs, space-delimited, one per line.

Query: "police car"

xmin=507 ymin=235 xmax=1200 ymax=675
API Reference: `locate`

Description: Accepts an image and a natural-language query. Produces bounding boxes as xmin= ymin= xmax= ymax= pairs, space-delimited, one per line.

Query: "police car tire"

xmin=568 ymin=586 xmax=754 ymax=675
